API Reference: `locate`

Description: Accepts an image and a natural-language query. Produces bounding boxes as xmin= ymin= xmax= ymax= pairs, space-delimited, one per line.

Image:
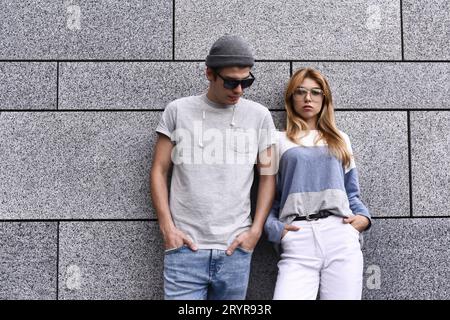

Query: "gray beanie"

xmin=206 ymin=35 xmax=254 ymax=68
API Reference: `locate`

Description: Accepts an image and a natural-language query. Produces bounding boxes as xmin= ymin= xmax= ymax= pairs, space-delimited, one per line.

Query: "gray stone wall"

xmin=0 ymin=0 xmax=449 ymax=300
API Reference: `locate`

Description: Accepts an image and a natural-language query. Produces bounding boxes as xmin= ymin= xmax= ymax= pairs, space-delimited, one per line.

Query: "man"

xmin=150 ymin=35 xmax=276 ymax=300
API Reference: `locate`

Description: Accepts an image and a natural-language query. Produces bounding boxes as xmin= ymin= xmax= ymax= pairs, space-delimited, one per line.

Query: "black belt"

xmin=293 ymin=210 xmax=333 ymax=221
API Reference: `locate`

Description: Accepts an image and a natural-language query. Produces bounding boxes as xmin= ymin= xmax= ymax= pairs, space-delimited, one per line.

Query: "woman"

xmin=264 ymin=68 xmax=372 ymax=300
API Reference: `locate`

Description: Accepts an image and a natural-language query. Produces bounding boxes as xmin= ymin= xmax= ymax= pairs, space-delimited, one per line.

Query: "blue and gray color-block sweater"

xmin=264 ymin=130 xmax=372 ymax=244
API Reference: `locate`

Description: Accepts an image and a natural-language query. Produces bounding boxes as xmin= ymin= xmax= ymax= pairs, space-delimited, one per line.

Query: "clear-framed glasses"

xmin=293 ymin=87 xmax=324 ymax=101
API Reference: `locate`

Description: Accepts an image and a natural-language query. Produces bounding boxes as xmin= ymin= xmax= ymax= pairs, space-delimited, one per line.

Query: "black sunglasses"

xmin=215 ymin=71 xmax=255 ymax=89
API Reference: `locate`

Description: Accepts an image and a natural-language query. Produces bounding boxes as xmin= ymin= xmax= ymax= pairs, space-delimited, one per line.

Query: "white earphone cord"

xmin=198 ymin=105 xmax=236 ymax=148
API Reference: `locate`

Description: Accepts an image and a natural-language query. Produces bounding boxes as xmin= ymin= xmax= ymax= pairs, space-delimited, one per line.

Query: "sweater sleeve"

xmin=264 ymin=182 xmax=285 ymax=243
xmin=345 ymin=167 xmax=372 ymax=229
xmin=341 ymin=131 xmax=372 ymax=230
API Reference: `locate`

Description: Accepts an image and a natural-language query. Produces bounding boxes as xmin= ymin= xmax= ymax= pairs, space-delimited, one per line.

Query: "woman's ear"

xmin=289 ymin=98 xmax=298 ymax=116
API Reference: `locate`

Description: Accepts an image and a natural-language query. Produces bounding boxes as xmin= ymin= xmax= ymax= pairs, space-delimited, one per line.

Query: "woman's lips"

xmin=303 ymin=105 xmax=313 ymax=111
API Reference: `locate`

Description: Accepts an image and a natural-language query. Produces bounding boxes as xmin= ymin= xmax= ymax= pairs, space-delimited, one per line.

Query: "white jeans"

xmin=274 ymin=215 xmax=363 ymax=300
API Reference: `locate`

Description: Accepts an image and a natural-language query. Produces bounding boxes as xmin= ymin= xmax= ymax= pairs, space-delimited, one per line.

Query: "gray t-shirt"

xmin=156 ymin=94 xmax=276 ymax=250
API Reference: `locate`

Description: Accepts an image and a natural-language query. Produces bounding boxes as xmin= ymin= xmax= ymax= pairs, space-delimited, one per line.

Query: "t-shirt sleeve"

xmin=258 ymin=109 xmax=277 ymax=153
xmin=155 ymin=101 xmax=177 ymax=140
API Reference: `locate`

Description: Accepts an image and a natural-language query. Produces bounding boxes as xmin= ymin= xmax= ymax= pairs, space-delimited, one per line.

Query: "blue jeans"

xmin=164 ymin=245 xmax=253 ymax=300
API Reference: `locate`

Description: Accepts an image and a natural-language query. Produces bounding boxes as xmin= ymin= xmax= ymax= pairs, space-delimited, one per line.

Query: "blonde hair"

xmin=285 ymin=67 xmax=351 ymax=168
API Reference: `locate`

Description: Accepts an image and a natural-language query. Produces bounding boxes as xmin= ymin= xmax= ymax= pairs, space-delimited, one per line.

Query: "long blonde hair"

xmin=285 ymin=68 xmax=351 ymax=168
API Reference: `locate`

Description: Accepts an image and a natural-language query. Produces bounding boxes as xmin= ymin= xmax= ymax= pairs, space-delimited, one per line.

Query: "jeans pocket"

xmin=164 ymin=245 xmax=186 ymax=255
xmin=236 ymin=247 xmax=253 ymax=254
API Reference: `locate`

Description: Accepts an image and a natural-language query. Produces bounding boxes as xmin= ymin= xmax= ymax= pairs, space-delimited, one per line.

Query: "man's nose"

xmin=233 ymin=84 xmax=243 ymax=94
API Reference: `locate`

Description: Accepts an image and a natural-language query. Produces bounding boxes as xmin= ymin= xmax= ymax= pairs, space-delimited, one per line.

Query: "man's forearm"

xmin=251 ymin=174 xmax=276 ymax=234
xmin=150 ymin=170 xmax=175 ymax=235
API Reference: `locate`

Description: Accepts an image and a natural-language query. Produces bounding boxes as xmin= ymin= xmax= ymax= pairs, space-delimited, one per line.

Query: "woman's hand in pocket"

xmin=281 ymin=224 xmax=301 ymax=239
xmin=343 ymin=215 xmax=370 ymax=233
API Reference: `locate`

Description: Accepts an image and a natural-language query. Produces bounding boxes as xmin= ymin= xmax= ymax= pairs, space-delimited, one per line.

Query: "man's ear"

xmin=205 ymin=67 xmax=214 ymax=81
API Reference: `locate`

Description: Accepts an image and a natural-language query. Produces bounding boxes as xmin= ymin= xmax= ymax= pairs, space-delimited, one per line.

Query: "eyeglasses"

xmin=215 ymin=71 xmax=255 ymax=90
xmin=293 ymin=87 xmax=324 ymax=100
